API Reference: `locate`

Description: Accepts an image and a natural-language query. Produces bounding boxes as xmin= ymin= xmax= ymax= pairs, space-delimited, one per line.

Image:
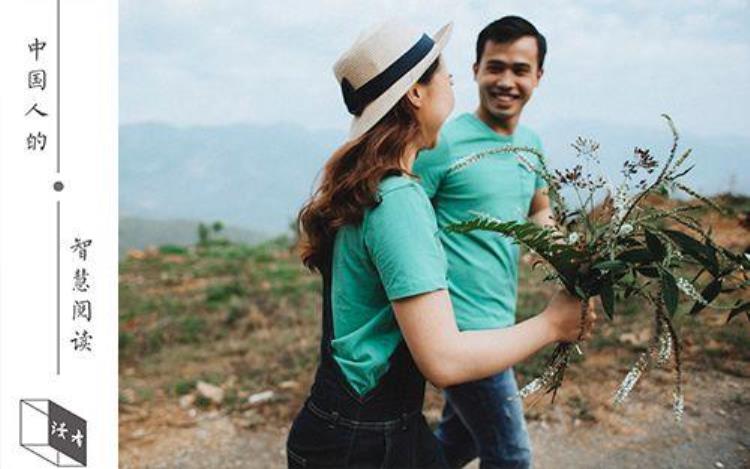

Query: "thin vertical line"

xmin=56 ymin=0 xmax=60 ymax=173
xmin=57 ymin=201 xmax=60 ymax=375
xmin=56 ymin=0 xmax=62 ymax=375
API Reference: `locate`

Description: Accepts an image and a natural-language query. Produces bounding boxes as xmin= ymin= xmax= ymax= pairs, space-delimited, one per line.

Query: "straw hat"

xmin=333 ymin=20 xmax=453 ymax=141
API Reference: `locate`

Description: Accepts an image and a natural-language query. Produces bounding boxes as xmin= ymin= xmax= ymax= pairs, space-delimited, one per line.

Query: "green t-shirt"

xmin=413 ymin=112 xmax=548 ymax=330
xmin=330 ymin=175 xmax=448 ymax=396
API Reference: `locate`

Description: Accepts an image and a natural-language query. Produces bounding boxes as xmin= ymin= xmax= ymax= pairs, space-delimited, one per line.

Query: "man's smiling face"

xmin=473 ymin=36 xmax=543 ymax=126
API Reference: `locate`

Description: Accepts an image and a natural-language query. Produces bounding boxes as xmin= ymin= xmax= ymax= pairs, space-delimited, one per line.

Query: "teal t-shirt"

xmin=413 ymin=112 xmax=548 ymax=331
xmin=330 ymin=175 xmax=448 ymax=396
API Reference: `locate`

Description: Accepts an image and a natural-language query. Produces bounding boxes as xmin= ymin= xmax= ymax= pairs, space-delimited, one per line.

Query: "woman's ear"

xmin=405 ymin=85 xmax=423 ymax=109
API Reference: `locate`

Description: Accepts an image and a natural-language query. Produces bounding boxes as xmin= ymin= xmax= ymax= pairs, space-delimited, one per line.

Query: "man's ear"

xmin=536 ymin=67 xmax=544 ymax=82
xmin=472 ymin=62 xmax=479 ymax=81
xmin=405 ymin=85 xmax=423 ymax=108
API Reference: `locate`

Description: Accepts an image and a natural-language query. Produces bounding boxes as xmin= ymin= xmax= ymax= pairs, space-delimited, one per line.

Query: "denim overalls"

xmin=286 ymin=242 xmax=449 ymax=468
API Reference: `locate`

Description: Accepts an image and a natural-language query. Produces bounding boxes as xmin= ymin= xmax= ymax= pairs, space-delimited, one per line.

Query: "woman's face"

xmin=416 ymin=59 xmax=455 ymax=148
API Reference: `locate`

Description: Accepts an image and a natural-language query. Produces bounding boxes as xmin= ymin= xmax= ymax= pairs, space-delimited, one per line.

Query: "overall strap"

xmin=311 ymin=233 xmax=426 ymax=414
xmin=318 ymin=236 xmax=335 ymax=358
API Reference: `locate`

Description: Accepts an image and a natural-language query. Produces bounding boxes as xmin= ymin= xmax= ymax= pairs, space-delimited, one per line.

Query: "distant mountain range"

xmin=120 ymin=118 xmax=749 ymax=250
xmin=120 ymin=122 xmax=343 ymax=234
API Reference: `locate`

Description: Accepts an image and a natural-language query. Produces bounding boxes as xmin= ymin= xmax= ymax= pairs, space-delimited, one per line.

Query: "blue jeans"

xmin=287 ymin=243 xmax=450 ymax=468
xmin=435 ymin=368 xmax=532 ymax=469
xmin=288 ymin=397 xmax=448 ymax=468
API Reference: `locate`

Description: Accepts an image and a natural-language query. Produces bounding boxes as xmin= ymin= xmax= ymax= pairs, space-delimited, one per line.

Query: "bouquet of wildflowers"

xmin=446 ymin=115 xmax=750 ymax=418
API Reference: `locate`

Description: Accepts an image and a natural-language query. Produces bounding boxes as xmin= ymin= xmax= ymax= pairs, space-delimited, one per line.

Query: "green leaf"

xmin=617 ymin=237 xmax=642 ymax=248
xmin=660 ymin=269 xmax=679 ymax=316
xmin=617 ymin=249 xmax=656 ymax=264
xmin=670 ymin=164 xmax=695 ymax=180
xmin=645 ymin=230 xmax=667 ymax=261
xmin=636 ymin=266 xmax=660 ymax=278
xmin=663 ymin=229 xmax=719 ymax=275
xmin=599 ymin=280 xmax=615 ymax=320
xmin=592 ymin=260 xmax=628 ymax=274
xmin=688 ymin=278 xmax=722 ymax=315
xmin=446 ymin=214 xmax=584 ymax=288
xmin=663 ymin=229 xmax=702 ymax=253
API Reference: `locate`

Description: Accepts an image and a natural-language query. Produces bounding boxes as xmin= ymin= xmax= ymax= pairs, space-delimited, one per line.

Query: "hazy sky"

xmin=120 ymin=0 xmax=750 ymax=139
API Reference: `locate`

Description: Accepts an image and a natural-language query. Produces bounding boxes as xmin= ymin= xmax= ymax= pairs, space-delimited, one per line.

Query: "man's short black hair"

xmin=475 ymin=16 xmax=547 ymax=69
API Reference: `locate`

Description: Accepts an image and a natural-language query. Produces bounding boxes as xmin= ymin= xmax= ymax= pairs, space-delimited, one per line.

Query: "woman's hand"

xmin=392 ymin=288 xmax=598 ymax=387
xmin=541 ymin=290 xmax=597 ymax=343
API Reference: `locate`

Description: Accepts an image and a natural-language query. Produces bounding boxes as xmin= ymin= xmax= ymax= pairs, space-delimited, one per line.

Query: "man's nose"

xmin=495 ymin=71 xmax=514 ymax=89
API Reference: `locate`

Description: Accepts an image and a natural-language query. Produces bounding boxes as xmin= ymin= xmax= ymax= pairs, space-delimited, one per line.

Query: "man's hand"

xmin=523 ymin=188 xmax=563 ymax=267
xmin=528 ymin=188 xmax=554 ymax=229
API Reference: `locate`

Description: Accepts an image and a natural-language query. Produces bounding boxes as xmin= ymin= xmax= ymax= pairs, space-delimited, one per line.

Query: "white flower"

xmin=518 ymin=377 xmax=544 ymax=399
xmin=656 ymin=331 xmax=672 ymax=366
xmin=673 ymin=390 xmax=684 ymax=422
xmin=617 ymin=223 xmax=634 ymax=237
xmin=611 ymin=182 xmax=632 ymax=226
xmin=567 ymin=232 xmax=580 ymax=245
xmin=613 ymin=358 xmax=646 ymax=405
xmin=676 ymin=277 xmax=707 ymax=305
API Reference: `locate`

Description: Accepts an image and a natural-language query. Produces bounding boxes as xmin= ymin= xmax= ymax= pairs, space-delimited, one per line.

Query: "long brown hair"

xmin=297 ymin=59 xmax=441 ymax=271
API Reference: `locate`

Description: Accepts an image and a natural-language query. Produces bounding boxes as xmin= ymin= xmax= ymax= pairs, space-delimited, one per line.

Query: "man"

xmin=413 ymin=16 xmax=553 ymax=468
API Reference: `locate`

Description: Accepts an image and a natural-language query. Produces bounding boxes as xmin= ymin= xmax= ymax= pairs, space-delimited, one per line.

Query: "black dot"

xmin=53 ymin=181 xmax=64 ymax=191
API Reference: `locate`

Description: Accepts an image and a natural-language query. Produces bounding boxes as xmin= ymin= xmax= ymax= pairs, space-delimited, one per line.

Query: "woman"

xmin=287 ymin=21 xmax=596 ymax=468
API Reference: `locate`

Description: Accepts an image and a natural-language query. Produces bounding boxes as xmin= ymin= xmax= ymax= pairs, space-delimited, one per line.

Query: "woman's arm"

xmin=392 ymin=288 xmax=594 ymax=388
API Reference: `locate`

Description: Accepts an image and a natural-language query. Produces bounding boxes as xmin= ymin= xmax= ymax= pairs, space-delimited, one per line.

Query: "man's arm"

xmin=528 ymin=187 xmax=555 ymax=229
xmin=528 ymin=184 xmax=597 ymax=313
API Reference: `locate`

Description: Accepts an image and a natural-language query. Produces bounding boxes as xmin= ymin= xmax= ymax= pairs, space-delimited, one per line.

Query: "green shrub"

xmin=174 ymin=379 xmax=196 ymax=396
xmin=159 ymin=244 xmax=188 ymax=255
xmin=205 ymin=281 xmax=245 ymax=304
xmin=119 ymin=331 xmax=134 ymax=351
xmin=179 ymin=315 xmax=206 ymax=343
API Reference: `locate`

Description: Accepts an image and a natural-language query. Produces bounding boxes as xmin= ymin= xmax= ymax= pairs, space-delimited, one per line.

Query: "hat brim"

xmin=346 ymin=22 xmax=453 ymax=141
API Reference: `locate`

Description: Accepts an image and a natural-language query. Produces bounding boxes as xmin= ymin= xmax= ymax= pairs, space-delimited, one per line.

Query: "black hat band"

xmin=341 ymin=34 xmax=435 ymax=116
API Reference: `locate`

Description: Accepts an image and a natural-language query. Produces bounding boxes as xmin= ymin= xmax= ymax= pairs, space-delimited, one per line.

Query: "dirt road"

xmin=120 ymin=369 xmax=749 ymax=469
